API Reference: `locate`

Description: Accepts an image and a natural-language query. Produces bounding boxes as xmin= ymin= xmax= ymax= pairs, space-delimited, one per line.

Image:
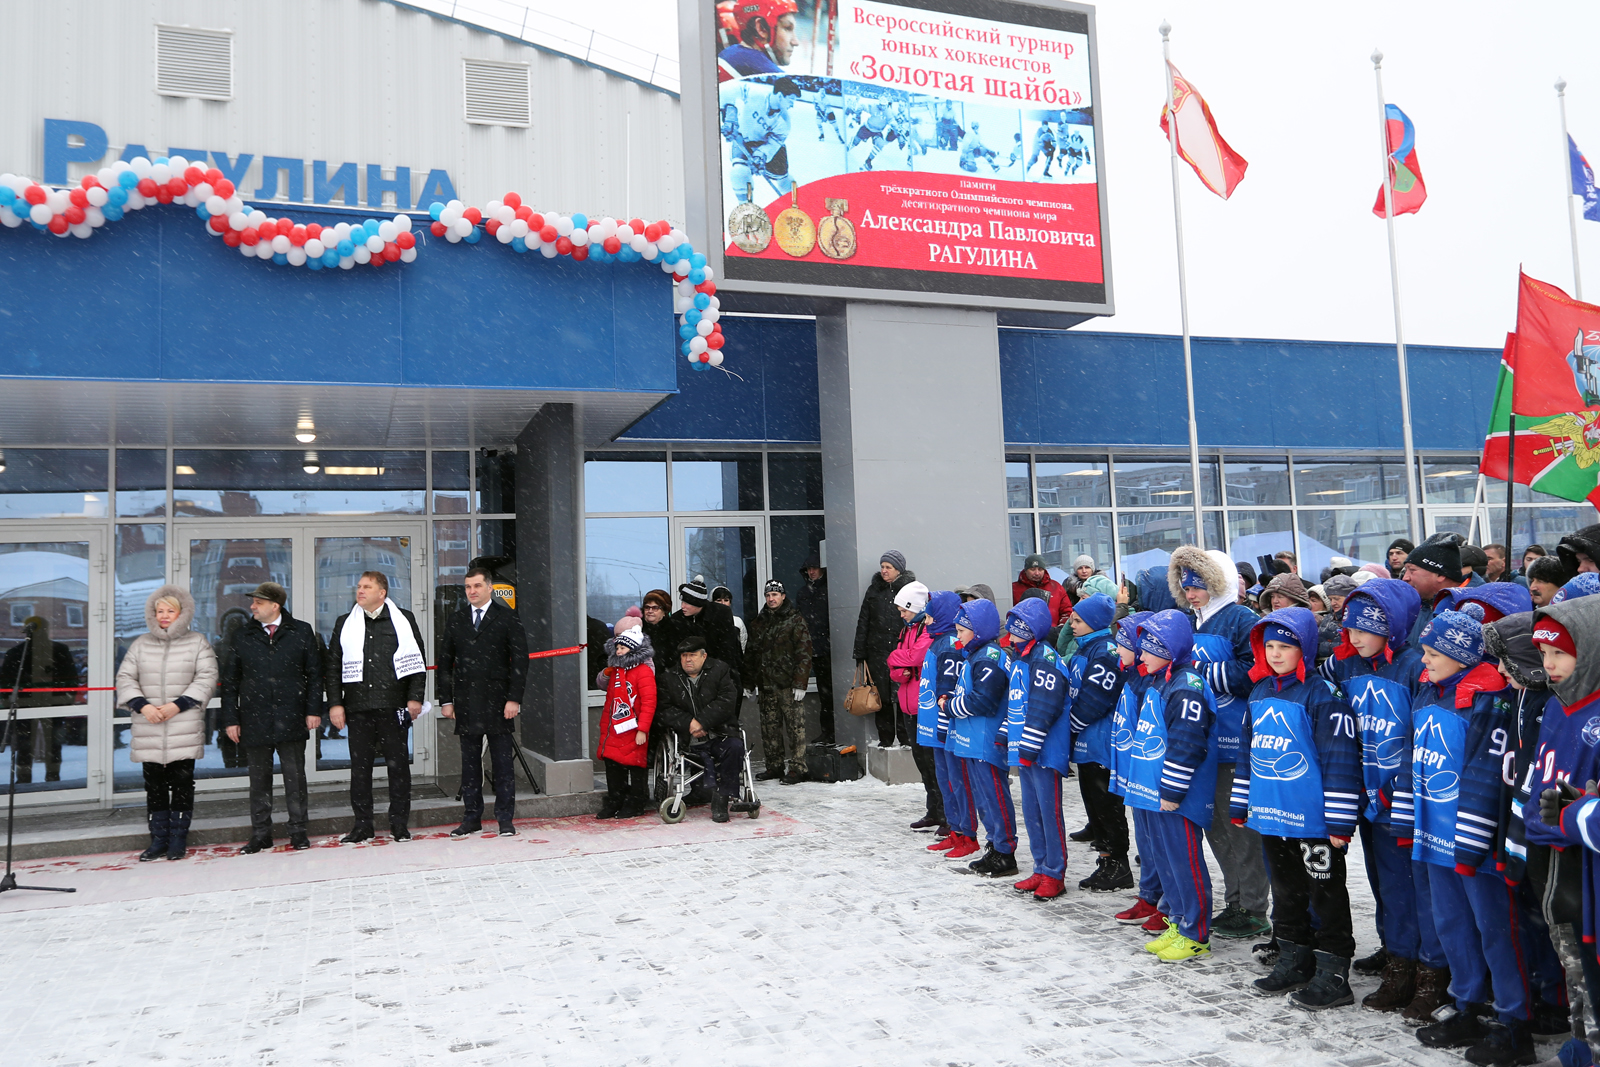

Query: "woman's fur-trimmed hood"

xmin=1166 ymin=546 xmax=1240 ymax=625
xmin=144 ymin=583 xmax=197 ymax=642
xmin=605 ymin=632 xmax=655 ymax=671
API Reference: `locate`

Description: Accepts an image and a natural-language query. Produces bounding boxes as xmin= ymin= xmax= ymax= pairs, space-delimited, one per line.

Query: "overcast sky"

xmin=510 ymin=0 xmax=1600 ymax=350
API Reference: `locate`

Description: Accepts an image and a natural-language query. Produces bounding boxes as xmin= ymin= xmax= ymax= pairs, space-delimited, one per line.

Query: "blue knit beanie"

xmin=1074 ymin=593 xmax=1115 ymax=633
xmin=1420 ymin=609 xmax=1484 ymax=668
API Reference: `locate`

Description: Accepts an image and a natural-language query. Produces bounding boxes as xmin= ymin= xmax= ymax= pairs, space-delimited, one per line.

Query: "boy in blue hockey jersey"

xmin=1321 ymin=578 xmax=1448 ymax=1018
xmin=1108 ymin=612 xmax=1171 ymax=932
xmin=1063 ymin=594 xmax=1135 ymax=892
xmin=945 ymin=597 xmax=1019 ymax=878
xmin=1129 ymin=609 xmax=1220 ymax=963
xmin=1231 ymin=607 xmax=1363 ymax=1010
xmin=1003 ymin=597 xmax=1072 ymax=900
xmin=1168 ymin=546 xmax=1272 ymax=940
xmin=922 ymin=591 xmax=980 ymax=860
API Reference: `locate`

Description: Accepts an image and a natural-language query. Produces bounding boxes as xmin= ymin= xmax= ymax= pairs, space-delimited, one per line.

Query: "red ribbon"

xmin=527 ymin=644 xmax=585 ymax=660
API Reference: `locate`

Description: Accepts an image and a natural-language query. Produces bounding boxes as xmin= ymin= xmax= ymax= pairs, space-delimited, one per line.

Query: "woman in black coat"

xmin=853 ymin=550 xmax=915 ymax=747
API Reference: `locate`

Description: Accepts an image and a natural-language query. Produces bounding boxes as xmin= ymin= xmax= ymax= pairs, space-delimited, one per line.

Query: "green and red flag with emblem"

xmin=1512 ymin=271 xmax=1600 ymax=414
xmin=1481 ymin=331 xmax=1600 ymax=507
xmin=1372 ymin=105 xmax=1427 ymax=217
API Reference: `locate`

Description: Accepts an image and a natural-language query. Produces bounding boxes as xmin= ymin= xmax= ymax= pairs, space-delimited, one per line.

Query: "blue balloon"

xmin=365 ymin=218 xmax=380 ymax=231
xmin=689 ymin=253 xmax=706 ymax=270
xmin=196 ymin=204 xmax=210 ymax=220
xmin=428 ymin=202 xmax=444 ymax=221
xmin=463 ymin=227 xmax=481 ymax=243
xmin=337 ymin=239 xmax=354 ymax=257
xmin=118 ymin=170 xmax=138 ymax=189
xmin=322 ymin=249 xmax=340 ymax=267
xmin=682 ymin=340 xmax=694 ymax=354
xmin=102 ymin=204 xmax=124 ymax=222
xmin=693 ymin=360 xmax=708 ymax=372
xmin=0 ymin=187 xmax=13 ymax=206
xmin=693 ymin=293 xmax=710 ymax=310
xmin=349 ymin=225 xmax=367 ymax=243
xmin=511 ymin=236 xmax=527 ymax=252
xmin=689 ymin=268 xmax=706 ymax=284
xmin=684 ymin=308 xmax=702 ymax=325
xmin=272 ymin=252 xmax=288 ymax=264
xmin=571 ymin=213 xmax=588 ymax=230
xmin=154 ymin=156 xmax=169 ymax=165
xmin=307 ymin=256 xmax=324 ymax=271
xmin=619 ymin=246 xmax=640 ymax=263
xmin=678 ymin=242 xmax=695 ymax=257
xmin=107 ymin=186 xmax=128 ymax=206
xmin=679 ymin=324 xmax=695 ymax=339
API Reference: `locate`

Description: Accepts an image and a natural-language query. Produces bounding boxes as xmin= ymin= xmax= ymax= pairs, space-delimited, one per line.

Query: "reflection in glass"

xmin=1224 ymin=458 xmax=1291 ymax=507
xmin=116 ymin=526 xmax=165 ymax=674
xmin=586 ymin=518 xmax=669 ymax=627
xmin=477 ymin=519 xmax=516 ymax=576
xmin=672 ymin=453 xmax=763 ymax=511
xmin=1116 ymin=511 xmax=1222 ymax=582
xmin=117 ymin=448 xmax=168 ymax=517
xmin=1040 ymin=512 xmax=1114 ymax=576
xmin=584 ymin=452 xmax=668 ymax=512
xmin=1114 ymin=457 xmax=1221 ymax=508
xmin=0 ymin=714 xmax=89 ymax=793
xmin=768 ymin=453 xmax=824 ymax=511
xmin=174 ymin=451 xmax=424 ymax=515
xmin=1293 ymin=460 xmax=1408 ymax=507
xmin=1296 ymin=509 xmax=1410 ymax=573
xmin=0 ymin=449 xmax=108 ymax=519
xmin=684 ymin=526 xmax=758 ymax=622
xmin=1005 ymin=458 xmax=1031 ymax=508
xmin=770 ymin=515 xmax=826 ymax=602
xmin=0 ymin=542 xmax=90 ymax=710
xmin=476 ymin=449 xmax=515 ymax=513
xmin=1035 ymin=456 xmax=1110 ymax=508
xmin=1227 ymin=511 xmax=1295 ymax=573
xmin=432 ymin=451 xmax=470 ymax=514
xmin=1009 ymin=513 xmax=1036 ymax=577
xmin=1473 ymin=507 xmax=1591 ymax=559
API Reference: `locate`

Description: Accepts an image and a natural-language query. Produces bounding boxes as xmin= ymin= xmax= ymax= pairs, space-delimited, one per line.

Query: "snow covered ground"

xmin=0 ymin=776 xmax=1499 ymax=1066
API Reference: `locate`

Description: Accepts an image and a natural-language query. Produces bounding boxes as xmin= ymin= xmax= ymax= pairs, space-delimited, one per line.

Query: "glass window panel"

xmin=1471 ymin=506 xmax=1593 ymax=562
xmin=1005 ymin=456 xmax=1031 ymax=508
xmin=1293 ymin=459 xmax=1409 ymax=506
xmin=115 ymin=525 xmax=166 ymax=674
xmin=683 ymin=525 xmax=759 ymax=622
xmin=771 ymin=513 xmax=826 ymax=604
xmin=173 ymin=451 xmax=424 ymax=515
xmin=1039 ymin=512 xmax=1114 ymax=580
xmin=1035 ymin=455 xmax=1109 ymax=508
xmin=116 ymin=448 xmax=168 ymax=518
xmin=0 ymin=542 xmax=90 ymax=716
xmin=1296 ymin=508 xmax=1410 ymax=574
xmin=1114 ymin=457 xmax=1220 ymax=508
xmin=432 ymin=451 xmax=469 ymax=515
xmin=1227 ymin=511 xmax=1296 ymax=582
xmin=0 ymin=449 xmax=108 ymax=519
xmin=586 ymin=517 xmax=669 ymax=627
xmin=476 ymin=448 xmax=515 ymax=514
xmin=1009 ymin=513 xmax=1037 ymax=578
xmin=768 ymin=453 xmax=824 ymax=511
xmin=1223 ymin=458 xmax=1291 ymax=507
xmin=0 ymin=714 xmax=89 ymax=793
xmin=476 ymin=519 xmax=516 ymax=575
xmin=432 ymin=518 xmax=472 ymax=656
xmin=584 ymin=451 xmax=668 ymax=512
xmin=1116 ymin=511 xmax=1221 ymax=583
xmin=1421 ymin=458 xmax=1482 ymax=506
xmin=1483 ymin=476 xmax=1583 ymax=507
xmin=672 ymin=452 xmax=763 ymax=511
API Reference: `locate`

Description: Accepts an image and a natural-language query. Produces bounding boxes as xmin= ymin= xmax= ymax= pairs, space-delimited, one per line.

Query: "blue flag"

xmin=1571 ymin=134 xmax=1600 ymax=222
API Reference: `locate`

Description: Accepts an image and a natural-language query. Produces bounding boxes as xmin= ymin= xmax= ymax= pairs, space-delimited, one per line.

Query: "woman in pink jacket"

xmin=886 ymin=581 xmax=944 ymax=833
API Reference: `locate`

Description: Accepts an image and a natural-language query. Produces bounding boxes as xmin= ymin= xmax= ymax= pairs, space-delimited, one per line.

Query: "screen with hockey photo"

xmin=711 ymin=0 xmax=1106 ymax=308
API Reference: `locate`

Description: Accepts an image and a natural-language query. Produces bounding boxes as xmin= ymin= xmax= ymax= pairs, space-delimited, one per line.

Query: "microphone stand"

xmin=2 ymin=622 xmax=76 ymax=895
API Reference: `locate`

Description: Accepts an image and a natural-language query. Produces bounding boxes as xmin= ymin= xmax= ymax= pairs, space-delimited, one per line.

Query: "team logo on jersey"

xmin=1130 ymin=732 xmax=1166 ymax=761
xmin=1583 ymin=716 xmax=1600 ymax=747
xmin=1414 ymin=714 xmax=1460 ymax=802
xmin=1349 ymin=679 xmax=1406 ymax=770
xmin=1186 ymin=674 xmax=1203 ymax=690
xmin=1250 ymin=704 xmax=1310 ymax=781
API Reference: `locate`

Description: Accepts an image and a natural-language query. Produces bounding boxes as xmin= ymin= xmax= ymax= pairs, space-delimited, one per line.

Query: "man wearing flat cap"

xmin=220 ymin=581 xmax=326 ymax=852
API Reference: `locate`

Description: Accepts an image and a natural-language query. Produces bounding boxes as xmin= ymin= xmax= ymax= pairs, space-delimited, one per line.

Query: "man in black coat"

xmin=325 ymin=571 xmax=427 ymax=843
xmin=437 ymin=566 xmax=529 ymax=837
xmin=795 ymin=553 xmax=833 ymax=743
xmin=221 ymin=582 xmax=324 ymax=852
xmin=655 ymin=636 xmax=744 ymax=822
xmin=670 ymin=576 xmax=744 ymax=688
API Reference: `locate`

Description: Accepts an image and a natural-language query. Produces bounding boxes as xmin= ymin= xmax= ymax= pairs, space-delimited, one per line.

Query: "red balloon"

xmin=396 ymin=231 xmax=415 ymax=249
xmin=68 ymin=188 xmax=88 ymax=208
xmin=430 ymin=220 xmax=447 ymax=237
xmin=555 ymin=236 xmax=573 ymax=255
xmin=289 ymin=225 xmax=307 ymax=247
xmin=241 ymin=227 xmax=259 ymax=245
xmin=64 ymin=205 xmax=86 ymax=225
xmin=135 ymin=178 xmax=157 ymax=197
xmin=23 ymin=185 xmax=45 ymax=205
xmin=80 ymin=175 xmax=101 ymax=189
xmin=166 ymin=176 xmax=187 ymax=197
xmin=629 ymin=218 xmax=645 ymax=233
xmin=214 ymin=179 xmax=234 ymax=199
xmin=278 ymin=215 xmax=293 ymax=230
xmin=706 ymin=332 xmax=725 ymax=349
xmin=155 ymin=187 xmax=174 ymax=204
xmin=514 ymin=205 xmax=533 ymax=222
xmin=528 ymin=213 xmax=544 ymax=230
xmin=47 ymin=215 xmax=69 ymax=234
xmin=643 ymin=224 xmax=662 ymax=242
xmin=204 ymin=167 xmax=223 ymax=186
xmin=463 ymin=207 xmax=482 ymax=225
xmin=572 ymin=245 xmax=589 ymax=261
xmin=383 ymin=242 xmax=401 ymax=262
xmin=503 ymin=192 xmax=522 ymax=209
xmin=183 ymin=166 xmax=204 ymax=186
xmin=305 ymin=223 xmax=322 ymax=239
xmin=603 ymin=236 xmax=621 ymax=254
xmin=209 ymin=214 xmax=229 ymax=233
xmin=698 ymin=352 xmax=710 ymax=363
xmin=694 ymin=280 xmax=716 ymax=294
xmin=485 ymin=218 xmax=501 ymax=236
xmin=656 ymin=219 xmax=671 ymax=236
xmin=539 ymin=225 xmax=558 ymax=243
xmin=223 ymin=230 xmax=241 ymax=247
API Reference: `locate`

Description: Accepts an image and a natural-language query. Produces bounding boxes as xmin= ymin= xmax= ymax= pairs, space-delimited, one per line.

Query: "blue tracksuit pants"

xmin=1428 ymin=863 xmax=1547 ymax=1022
xmin=1018 ymin=763 xmax=1066 ymax=879
xmin=964 ymin=757 xmax=1016 ymax=855
xmin=1132 ymin=807 xmax=1164 ymax=906
xmin=1410 ymin=859 xmax=1448 ymax=969
xmin=1147 ymin=812 xmax=1211 ymax=942
xmin=1361 ymin=819 xmax=1426 ymax=962
xmin=933 ymin=746 xmax=973 ymax=839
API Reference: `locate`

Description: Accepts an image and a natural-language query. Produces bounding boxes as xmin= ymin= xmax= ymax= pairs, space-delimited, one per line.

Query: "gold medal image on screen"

xmin=774 ymin=187 xmax=815 ymax=257
xmin=817 ymin=198 xmax=856 ymax=260
xmin=727 ymin=184 xmax=772 ymax=254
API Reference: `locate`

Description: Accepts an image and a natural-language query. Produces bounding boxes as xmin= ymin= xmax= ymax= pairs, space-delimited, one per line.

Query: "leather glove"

xmin=1542 ymin=780 xmax=1585 ymax=827
xmin=792 ymin=688 xmax=805 ymax=702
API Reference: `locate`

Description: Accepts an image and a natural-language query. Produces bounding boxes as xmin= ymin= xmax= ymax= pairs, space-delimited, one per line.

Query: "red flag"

xmin=1513 ymin=271 xmax=1600 ymax=415
xmin=1159 ymin=62 xmax=1248 ymax=199
xmin=1371 ymin=104 xmax=1427 ymax=217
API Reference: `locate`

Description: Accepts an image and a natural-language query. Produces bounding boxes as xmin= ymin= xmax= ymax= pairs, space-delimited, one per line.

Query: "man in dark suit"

xmin=437 ymin=566 xmax=529 ymax=837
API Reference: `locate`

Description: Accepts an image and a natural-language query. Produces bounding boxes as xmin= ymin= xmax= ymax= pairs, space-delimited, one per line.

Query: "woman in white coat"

xmin=115 ymin=584 xmax=218 ymax=860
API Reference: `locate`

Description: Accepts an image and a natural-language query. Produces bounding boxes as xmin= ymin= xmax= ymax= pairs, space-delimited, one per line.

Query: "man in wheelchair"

xmin=655 ymin=636 xmax=747 ymax=822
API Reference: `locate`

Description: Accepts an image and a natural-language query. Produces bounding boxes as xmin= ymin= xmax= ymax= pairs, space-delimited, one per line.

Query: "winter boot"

xmin=927 ymin=833 xmax=958 ymax=852
xmin=166 ymin=810 xmax=193 ymax=860
xmin=1013 ymin=873 xmax=1044 ymax=894
xmin=1464 ymin=1020 xmax=1536 ymax=1067
xmin=1419 ymin=1003 xmax=1492 ymax=1048
xmin=1354 ymin=946 xmax=1390 ymax=976
xmin=1362 ymin=956 xmax=1418 ymax=1013
xmin=594 ymin=794 xmax=623 ymax=820
xmin=1077 ymin=856 xmax=1107 ymax=889
xmin=1531 ymin=1000 xmax=1572 ymax=1037
xmin=711 ymin=793 xmax=730 ymax=823
xmin=1115 ymin=898 xmax=1160 ymax=925
xmin=1032 ymin=876 xmax=1065 ymax=901
xmin=139 ymin=811 xmax=170 ymax=862
xmin=946 ymin=834 xmax=980 ymax=860
xmin=1069 ymin=823 xmax=1096 ymax=843
xmin=1092 ymin=856 xmax=1135 ymax=891
xmin=1403 ymin=965 xmax=1455 ymax=1026
xmin=1253 ymin=940 xmax=1315 ymax=996
xmin=909 ymin=814 xmax=941 ymax=831
xmin=972 ymin=848 xmax=1018 ymax=878
xmin=1289 ymin=952 xmax=1355 ymax=1011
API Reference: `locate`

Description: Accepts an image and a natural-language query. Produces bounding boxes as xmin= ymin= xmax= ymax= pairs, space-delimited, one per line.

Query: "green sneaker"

xmin=1157 ymin=935 xmax=1213 ymax=963
xmin=1213 ymin=907 xmax=1272 ymax=940
xmin=1145 ymin=920 xmax=1180 ymax=954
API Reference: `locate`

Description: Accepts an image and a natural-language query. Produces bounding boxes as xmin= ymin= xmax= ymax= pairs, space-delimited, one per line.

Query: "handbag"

xmin=844 ymin=661 xmax=881 ymax=716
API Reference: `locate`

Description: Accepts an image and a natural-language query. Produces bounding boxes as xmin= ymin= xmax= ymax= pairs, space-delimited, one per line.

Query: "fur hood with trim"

xmin=143 ymin=583 xmax=198 ymax=641
xmin=605 ymin=633 xmax=655 ymax=672
xmin=1166 ymin=546 xmax=1241 ymax=626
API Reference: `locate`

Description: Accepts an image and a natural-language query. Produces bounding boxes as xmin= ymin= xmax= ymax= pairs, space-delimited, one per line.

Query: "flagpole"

xmin=1558 ymin=77 xmax=1584 ymax=300
xmin=1373 ymin=49 xmax=1423 ymax=546
xmin=1162 ymin=21 xmax=1209 ymax=548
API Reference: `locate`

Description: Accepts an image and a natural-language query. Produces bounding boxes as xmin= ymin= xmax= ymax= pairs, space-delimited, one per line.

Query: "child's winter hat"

xmin=1553 ymin=573 xmax=1600 ymax=604
xmin=614 ymin=627 xmax=645 ymax=650
xmin=893 ymin=580 xmax=929 ymax=615
xmin=1080 ymin=574 xmax=1118 ymax=600
xmin=678 ymin=575 xmax=710 ymax=607
xmin=1005 ymin=598 xmax=1053 ymax=646
xmin=1344 ymin=597 xmax=1389 ymax=637
xmin=1261 ymin=622 xmax=1299 ymax=647
xmin=1533 ymin=617 xmax=1578 ymax=658
xmin=1115 ymin=610 xmax=1152 ymax=651
xmin=1074 ymin=593 xmax=1116 ymax=633
xmin=1420 ymin=609 xmax=1484 ymax=668
xmin=1138 ymin=622 xmax=1173 ymax=660
xmin=1180 ymin=568 xmax=1208 ymax=590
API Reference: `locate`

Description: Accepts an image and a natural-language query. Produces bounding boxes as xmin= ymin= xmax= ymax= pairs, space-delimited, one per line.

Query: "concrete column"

xmin=515 ymin=404 xmax=592 ymax=794
xmin=815 ymin=303 xmax=1012 ymax=773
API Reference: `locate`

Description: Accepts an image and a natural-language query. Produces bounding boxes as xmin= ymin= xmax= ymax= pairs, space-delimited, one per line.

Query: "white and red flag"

xmin=1159 ymin=62 xmax=1248 ymax=199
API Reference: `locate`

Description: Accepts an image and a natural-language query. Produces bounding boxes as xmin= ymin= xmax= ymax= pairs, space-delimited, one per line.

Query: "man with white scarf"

xmin=325 ymin=570 xmax=427 ymax=843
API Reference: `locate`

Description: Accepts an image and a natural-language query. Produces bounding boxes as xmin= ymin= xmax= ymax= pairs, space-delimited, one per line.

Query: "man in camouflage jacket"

xmin=744 ymin=579 xmax=814 ymax=784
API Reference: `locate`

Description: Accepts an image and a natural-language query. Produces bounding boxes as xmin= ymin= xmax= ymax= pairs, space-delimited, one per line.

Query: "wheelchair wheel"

xmin=746 ymin=799 xmax=761 ymax=820
xmin=659 ymin=797 xmax=686 ymax=824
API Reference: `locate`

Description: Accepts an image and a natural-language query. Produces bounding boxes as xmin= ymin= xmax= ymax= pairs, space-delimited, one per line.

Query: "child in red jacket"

xmin=596 ymin=622 xmax=657 ymax=819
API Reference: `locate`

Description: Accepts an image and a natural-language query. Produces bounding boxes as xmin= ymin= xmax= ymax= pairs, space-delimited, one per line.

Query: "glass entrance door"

xmin=671 ymin=518 xmax=766 ymax=628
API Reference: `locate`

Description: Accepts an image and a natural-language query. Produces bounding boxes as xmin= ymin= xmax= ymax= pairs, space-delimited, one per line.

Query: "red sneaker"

xmin=946 ymin=835 xmax=980 ymax=859
xmin=1140 ymin=910 xmax=1170 ymax=933
xmin=1115 ymin=898 xmax=1160 ymax=925
xmin=927 ymin=834 xmax=957 ymax=852
xmin=1032 ymin=876 xmax=1065 ymax=900
xmin=1013 ymin=873 xmax=1044 ymax=893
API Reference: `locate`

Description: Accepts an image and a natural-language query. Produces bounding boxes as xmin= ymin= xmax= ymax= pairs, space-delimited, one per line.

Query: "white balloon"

xmin=496 ymin=205 xmax=514 ymax=225
xmin=224 ymin=196 xmax=243 ymax=215
xmin=126 ymin=191 xmax=147 ymax=210
xmin=700 ymin=265 xmax=715 ymax=281
xmin=0 ymin=206 xmax=19 ymax=228
xmin=239 ymin=242 xmax=255 ymax=257
xmin=45 ymin=190 xmax=68 ymax=213
xmin=86 ymin=186 xmax=109 ymax=207
xmin=689 ymin=336 xmax=708 ymax=353
xmin=696 ymin=319 xmax=713 ymax=337
xmin=673 ymin=261 xmax=691 ymax=276
xmin=365 ymin=234 xmax=384 ymax=252
xmin=587 ymin=224 xmax=603 ymax=242
xmin=617 ymin=224 xmax=634 ymax=242
xmin=686 ymin=352 xmax=700 ymax=364
xmin=486 ymin=199 xmax=503 ymax=215
xmin=570 ymin=228 xmax=590 ymax=247
xmin=395 ymin=214 xmax=411 ymax=232
xmin=193 ymin=182 xmax=213 ymax=200
xmin=271 ymin=235 xmax=290 ymax=254
xmin=354 ymin=245 xmax=373 ymax=263
xmin=676 ymin=279 xmax=694 ymax=295
xmin=28 ymin=203 xmax=50 ymax=224
xmin=674 ymin=299 xmax=691 ymax=314
xmin=286 ymin=246 xmax=308 ymax=266
xmin=495 ymin=226 xmax=513 ymax=244
xmin=445 ymin=230 xmax=462 ymax=244
xmin=554 ymin=217 xmax=574 ymax=237
xmin=659 ymin=257 xmax=676 ymax=272
xmin=182 ymin=189 xmax=200 ymax=207
xmin=96 ymin=166 xmax=115 ymax=186
xmin=248 ymin=210 xmax=268 ymax=226
xmin=86 ymin=206 xmax=105 ymax=227
xmin=339 ymin=256 xmax=355 ymax=269
xmin=440 ymin=207 xmax=461 ymax=226
xmin=333 ymin=222 xmax=351 ymax=239
xmin=167 ymin=155 xmax=189 ymax=172
xmin=150 ymin=163 xmax=171 ymax=183
xmin=400 ymin=247 xmax=417 ymax=263
xmin=378 ymin=221 xmax=398 ymax=242
xmin=205 ymin=195 xmax=226 ymax=215
xmin=255 ymin=241 xmax=274 ymax=260
xmin=131 ymin=157 xmax=152 ymax=178
xmin=452 ymin=218 xmax=472 ymax=237
xmin=703 ymin=307 xmax=720 ymax=323
xmin=70 ymin=222 xmax=93 ymax=238
xmin=305 ymin=238 xmax=326 ymax=257
xmin=708 ymin=352 xmax=724 ymax=367
xmin=229 ymin=212 xmax=248 ymax=231
xmin=446 ymin=199 xmax=464 ymax=211
xmin=540 ymin=243 xmax=557 ymax=258
xmin=641 ymin=244 xmax=658 ymax=261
